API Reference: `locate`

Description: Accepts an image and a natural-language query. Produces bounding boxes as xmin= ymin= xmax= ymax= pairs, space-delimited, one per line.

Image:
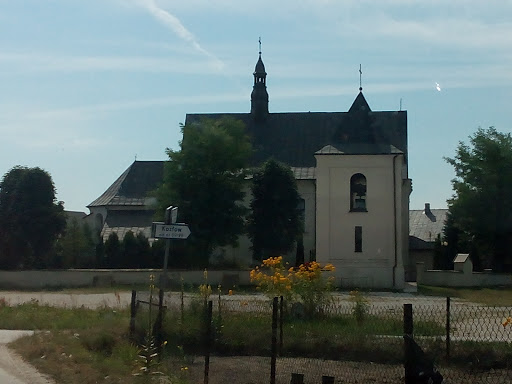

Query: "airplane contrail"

xmin=134 ymin=0 xmax=224 ymax=70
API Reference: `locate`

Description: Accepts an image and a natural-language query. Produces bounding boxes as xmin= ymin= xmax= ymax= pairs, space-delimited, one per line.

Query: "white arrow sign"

xmin=152 ymin=223 xmax=191 ymax=239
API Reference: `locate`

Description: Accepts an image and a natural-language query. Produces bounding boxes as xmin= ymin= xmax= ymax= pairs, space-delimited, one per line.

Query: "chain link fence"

xmin=130 ymin=292 xmax=512 ymax=383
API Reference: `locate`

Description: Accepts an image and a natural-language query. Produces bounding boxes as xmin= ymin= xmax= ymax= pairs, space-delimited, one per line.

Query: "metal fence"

xmin=131 ymin=292 xmax=512 ymax=383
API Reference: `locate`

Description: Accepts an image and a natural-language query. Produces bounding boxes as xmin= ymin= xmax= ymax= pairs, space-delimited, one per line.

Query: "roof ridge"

xmin=87 ymin=163 xmax=133 ymax=207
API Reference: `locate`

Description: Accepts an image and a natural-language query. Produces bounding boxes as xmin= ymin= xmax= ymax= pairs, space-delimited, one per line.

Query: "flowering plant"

xmin=292 ymin=261 xmax=336 ymax=316
xmin=250 ymin=256 xmax=336 ymax=317
xmin=250 ymin=256 xmax=294 ymax=302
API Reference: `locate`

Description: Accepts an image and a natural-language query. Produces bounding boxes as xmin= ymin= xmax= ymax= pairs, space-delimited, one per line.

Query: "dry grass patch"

xmin=418 ymin=285 xmax=512 ymax=306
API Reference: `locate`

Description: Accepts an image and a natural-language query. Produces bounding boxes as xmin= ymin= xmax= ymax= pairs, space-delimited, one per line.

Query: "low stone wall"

xmin=0 ymin=269 xmax=252 ymax=290
xmin=416 ymin=262 xmax=512 ymax=287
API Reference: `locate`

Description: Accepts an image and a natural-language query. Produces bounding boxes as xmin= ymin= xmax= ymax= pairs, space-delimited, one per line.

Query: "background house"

xmin=408 ymin=203 xmax=448 ymax=280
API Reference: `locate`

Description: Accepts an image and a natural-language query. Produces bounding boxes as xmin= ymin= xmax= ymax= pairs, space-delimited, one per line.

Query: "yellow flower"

xmin=228 ymin=289 xmax=233 ymax=296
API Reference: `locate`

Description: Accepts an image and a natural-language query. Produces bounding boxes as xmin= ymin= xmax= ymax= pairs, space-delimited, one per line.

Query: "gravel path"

xmin=0 ymin=330 xmax=54 ymax=384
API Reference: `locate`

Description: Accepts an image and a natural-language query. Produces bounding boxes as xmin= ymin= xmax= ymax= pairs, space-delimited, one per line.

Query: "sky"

xmin=1 ymin=0 xmax=511 ymax=213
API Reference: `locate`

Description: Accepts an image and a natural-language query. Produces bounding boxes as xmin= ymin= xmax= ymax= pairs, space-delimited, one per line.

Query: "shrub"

xmin=349 ymin=290 xmax=369 ymax=325
xmin=250 ymin=256 xmax=335 ymax=317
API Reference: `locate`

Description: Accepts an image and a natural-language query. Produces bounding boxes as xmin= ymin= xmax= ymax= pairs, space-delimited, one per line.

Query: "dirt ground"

xmin=168 ymin=355 xmax=512 ymax=384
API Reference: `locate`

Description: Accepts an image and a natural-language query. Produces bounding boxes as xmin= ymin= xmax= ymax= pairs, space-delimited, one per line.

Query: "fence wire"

xmin=131 ymin=292 xmax=512 ymax=384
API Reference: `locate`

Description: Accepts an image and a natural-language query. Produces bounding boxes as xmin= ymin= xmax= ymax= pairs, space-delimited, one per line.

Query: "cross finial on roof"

xmin=359 ymin=64 xmax=363 ymax=91
xmin=259 ymin=37 xmax=262 ymax=57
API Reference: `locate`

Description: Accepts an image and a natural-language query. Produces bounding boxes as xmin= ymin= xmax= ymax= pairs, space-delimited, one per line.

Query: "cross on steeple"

xmin=359 ymin=64 xmax=363 ymax=91
xmin=259 ymin=37 xmax=262 ymax=56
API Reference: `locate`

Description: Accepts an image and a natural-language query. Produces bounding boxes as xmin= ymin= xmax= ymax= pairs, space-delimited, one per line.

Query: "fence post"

xmin=321 ymin=376 xmax=335 ymax=384
xmin=290 ymin=373 xmax=304 ymax=384
xmin=446 ymin=296 xmax=451 ymax=361
xmin=129 ymin=290 xmax=137 ymax=340
xmin=279 ymin=295 xmax=284 ymax=355
xmin=403 ymin=303 xmax=413 ymax=384
xmin=203 ymin=300 xmax=213 ymax=384
xmin=270 ymin=297 xmax=278 ymax=384
xmin=153 ymin=289 xmax=164 ymax=357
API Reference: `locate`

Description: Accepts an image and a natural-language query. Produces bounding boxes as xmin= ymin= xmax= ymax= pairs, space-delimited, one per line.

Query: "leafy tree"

xmin=104 ymin=232 xmax=122 ymax=268
xmin=0 ymin=166 xmax=66 ymax=269
xmin=247 ymin=159 xmax=303 ymax=261
xmin=156 ymin=117 xmax=252 ymax=267
xmin=136 ymin=232 xmax=151 ymax=268
xmin=55 ymin=219 xmax=96 ymax=268
xmin=444 ymin=127 xmax=512 ymax=272
xmin=120 ymin=231 xmax=151 ymax=268
xmin=121 ymin=231 xmax=139 ymax=268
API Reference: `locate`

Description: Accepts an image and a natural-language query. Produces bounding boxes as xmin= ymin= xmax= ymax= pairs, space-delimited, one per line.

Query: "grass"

xmin=4 ymin=302 xmax=189 ymax=383
xmin=3 ymin=291 xmax=511 ymax=383
xmin=418 ymin=285 xmax=512 ymax=306
xmin=156 ymin=305 xmax=444 ymax=364
xmin=0 ymin=301 xmax=127 ymax=330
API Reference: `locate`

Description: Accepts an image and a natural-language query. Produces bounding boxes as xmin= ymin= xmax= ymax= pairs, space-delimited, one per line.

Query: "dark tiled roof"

xmin=454 ymin=253 xmax=470 ymax=263
xmin=409 ymin=208 xmax=448 ymax=250
xmin=64 ymin=210 xmax=87 ymax=223
xmin=315 ymin=143 xmax=403 ymax=155
xmin=88 ymin=161 xmax=164 ymax=207
xmin=185 ymin=92 xmax=407 ymax=168
xmin=292 ymin=167 xmax=316 ymax=180
xmin=102 ymin=225 xmax=153 ymax=243
xmin=101 ymin=210 xmax=155 ymax=242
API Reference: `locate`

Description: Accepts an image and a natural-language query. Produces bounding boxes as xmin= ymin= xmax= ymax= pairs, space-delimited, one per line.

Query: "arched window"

xmin=350 ymin=173 xmax=367 ymax=212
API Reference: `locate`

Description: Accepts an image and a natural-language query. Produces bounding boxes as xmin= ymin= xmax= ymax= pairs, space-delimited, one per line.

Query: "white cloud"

xmin=0 ymin=52 xmax=222 ymax=75
xmin=132 ymin=0 xmax=224 ymax=70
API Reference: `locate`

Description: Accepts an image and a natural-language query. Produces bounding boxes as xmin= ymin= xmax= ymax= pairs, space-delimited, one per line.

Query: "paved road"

xmin=0 ymin=330 xmax=54 ymax=384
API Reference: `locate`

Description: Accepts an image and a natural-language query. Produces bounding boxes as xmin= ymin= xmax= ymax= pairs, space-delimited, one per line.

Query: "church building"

xmin=88 ymin=51 xmax=412 ymax=289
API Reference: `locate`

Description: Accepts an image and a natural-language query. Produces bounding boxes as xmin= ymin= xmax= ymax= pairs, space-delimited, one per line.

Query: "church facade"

xmin=88 ymin=53 xmax=412 ymax=289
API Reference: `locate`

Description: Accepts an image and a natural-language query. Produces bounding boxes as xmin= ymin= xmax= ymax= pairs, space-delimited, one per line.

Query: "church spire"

xmin=251 ymin=37 xmax=269 ymax=122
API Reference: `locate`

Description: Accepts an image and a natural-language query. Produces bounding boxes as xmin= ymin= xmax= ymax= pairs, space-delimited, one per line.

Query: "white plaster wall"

xmin=416 ymin=263 xmax=512 ymax=287
xmin=297 ymin=179 xmax=316 ymax=261
xmin=217 ymin=180 xmax=316 ymax=267
xmin=0 ymin=270 xmax=252 ymax=290
xmin=315 ymin=153 xmax=406 ymax=289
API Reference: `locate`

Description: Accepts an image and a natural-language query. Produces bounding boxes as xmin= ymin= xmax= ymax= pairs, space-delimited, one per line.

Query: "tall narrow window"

xmin=355 ymin=226 xmax=362 ymax=252
xmin=350 ymin=173 xmax=367 ymax=212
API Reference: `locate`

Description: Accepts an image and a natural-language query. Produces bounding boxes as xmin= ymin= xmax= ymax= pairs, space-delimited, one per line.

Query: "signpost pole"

xmin=162 ymin=206 xmax=178 ymax=288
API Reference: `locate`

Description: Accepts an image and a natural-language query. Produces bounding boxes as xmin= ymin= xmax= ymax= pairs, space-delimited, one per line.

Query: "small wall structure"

xmin=417 ymin=253 xmax=512 ymax=287
xmin=0 ymin=269 xmax=251 ymax=290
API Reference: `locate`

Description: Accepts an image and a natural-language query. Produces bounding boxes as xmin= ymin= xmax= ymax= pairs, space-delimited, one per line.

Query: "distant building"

xmin=88 ymin=52 xmax=417 ymax=289
xmin=408 ymin=203 xmax=448 ymax=280
xmin=87 ymin=161 xmax=164 ymax=243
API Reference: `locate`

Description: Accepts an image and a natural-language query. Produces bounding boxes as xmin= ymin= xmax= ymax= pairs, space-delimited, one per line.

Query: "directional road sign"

xmin=152 ymin=223 xmax=191 ymax=239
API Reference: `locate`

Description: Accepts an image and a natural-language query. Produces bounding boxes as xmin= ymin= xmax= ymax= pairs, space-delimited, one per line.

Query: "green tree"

xmin=136 ymin=232 xmax=151 ymax=268
xmin=121 ymin=231 xmax=151 ymax=268
xmin=444 ymin=127 xmax=512 ymax=272
xmin=0 ymin=166 xmax=66 ymax=269
xmin=247 ymin=159 xmax=303 ymax=261
xmin=56 ymin=219 xmax=96 ymax=268
xmin=104 ymin=232 xmax=122 ymax=268
xmin=156 ymin=117 xmax=252 ymax=267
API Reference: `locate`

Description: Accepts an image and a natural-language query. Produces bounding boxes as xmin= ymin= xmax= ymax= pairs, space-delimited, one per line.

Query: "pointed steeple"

xmin=349 ymin=91 xmax=371 ymax=113
xmin=251 ymin=38 xmax=269 ymax=122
